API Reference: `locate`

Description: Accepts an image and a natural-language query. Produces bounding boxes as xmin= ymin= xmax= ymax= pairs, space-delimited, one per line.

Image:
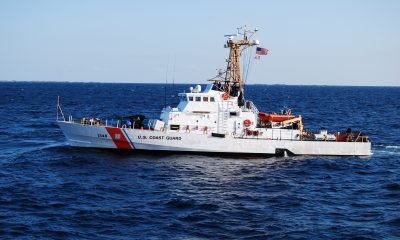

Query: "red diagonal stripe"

xmin=105 ymin=127 xmax=132 ymax=149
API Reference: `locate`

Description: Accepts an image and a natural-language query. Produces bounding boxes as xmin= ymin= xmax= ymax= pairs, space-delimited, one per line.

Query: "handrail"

xmin=56 ymin=96 xmax=65 ymax=121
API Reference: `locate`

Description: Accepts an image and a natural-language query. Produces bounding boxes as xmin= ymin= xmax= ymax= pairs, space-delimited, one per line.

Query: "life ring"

xmin=243 ymin=119 xmax=252 ymax=127
xmin=222 ymin=92 xmax=229 ymax=100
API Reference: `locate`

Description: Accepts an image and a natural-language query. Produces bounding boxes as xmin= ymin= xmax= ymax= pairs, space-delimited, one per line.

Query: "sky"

xmin=0 ymin=0 xmax=399 ymax=86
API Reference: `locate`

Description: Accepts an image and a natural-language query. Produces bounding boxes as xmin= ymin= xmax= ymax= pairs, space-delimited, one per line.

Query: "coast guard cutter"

xmin=57 ymin=28 xmax=371 ymax=156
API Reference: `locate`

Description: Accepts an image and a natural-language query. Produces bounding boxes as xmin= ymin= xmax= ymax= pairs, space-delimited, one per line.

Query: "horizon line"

xmin=0 ymin=80 xmax=399 ymax=88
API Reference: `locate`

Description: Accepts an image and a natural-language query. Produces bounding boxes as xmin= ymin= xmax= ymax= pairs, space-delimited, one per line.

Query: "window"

xmin=188 ymin=96 xmax=193 ymax=101
xmin=210 ymin=97 xmax=215 ymax=102
xmin=203 ymin=97 xmax=209 ymax=102
xmin=195 ymin=96 xmax=201 ymax=101
xmin=170 ymin=125 xmax=180 ymax=130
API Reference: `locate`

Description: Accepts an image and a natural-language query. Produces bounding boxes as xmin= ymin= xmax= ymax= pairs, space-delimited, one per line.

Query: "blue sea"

xmin=0 ymin=82 xmax=399 ymax=239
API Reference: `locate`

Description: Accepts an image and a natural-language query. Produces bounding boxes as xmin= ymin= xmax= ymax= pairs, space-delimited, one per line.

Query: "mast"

xmin=224 ymin=27 xmax=259 ymax=96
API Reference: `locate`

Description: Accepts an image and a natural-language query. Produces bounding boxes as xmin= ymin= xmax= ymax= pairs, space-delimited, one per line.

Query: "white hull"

xmin=58 ymin=121 xmax=372 ymax=156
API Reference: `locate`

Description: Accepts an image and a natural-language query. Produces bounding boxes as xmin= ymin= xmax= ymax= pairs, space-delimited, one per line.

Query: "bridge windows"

xmin=187 ymin=95 xmax=215 ymax=102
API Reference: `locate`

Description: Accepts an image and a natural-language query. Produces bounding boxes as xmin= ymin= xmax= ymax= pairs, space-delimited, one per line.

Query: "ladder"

xmin=217 ymin=102 xmax=231 ymax=134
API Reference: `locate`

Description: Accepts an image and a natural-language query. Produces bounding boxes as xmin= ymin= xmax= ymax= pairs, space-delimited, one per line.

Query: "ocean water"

xmin=0 ymin=82 xmax=399 ymax=239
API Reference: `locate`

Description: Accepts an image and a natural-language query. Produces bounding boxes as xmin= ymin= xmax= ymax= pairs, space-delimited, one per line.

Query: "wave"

xmin=372 ymin=150 xmax=400 ymax=156
xmin=371 ymin=144 xmax=400 ymax=156
xmin=18 ymin=141 xmax=66 ymax=152
xmin=0 ymin=141 xmax=67 ymax=162
xmin=384 ymin=183 xmax=400 ymax=191
xmin=385 ymin=145 xmax=400 ymax=149
xmin=166 ymin=198 xmax=196 ymax=210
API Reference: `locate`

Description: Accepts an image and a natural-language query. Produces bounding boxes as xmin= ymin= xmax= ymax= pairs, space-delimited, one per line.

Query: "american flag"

xmin=256 ymin=47 xmax=269 ymax=55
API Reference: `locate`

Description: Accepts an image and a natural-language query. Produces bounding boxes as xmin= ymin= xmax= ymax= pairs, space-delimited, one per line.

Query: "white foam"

xmin=373 ymin=150 xmax=400 ymax=156
xmin=385 ymin=146 xmax=400 ymax=149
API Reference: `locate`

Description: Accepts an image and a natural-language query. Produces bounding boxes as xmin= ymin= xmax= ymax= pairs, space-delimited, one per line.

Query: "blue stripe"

xmin=122 ymin=128 xmax=135 ymax=149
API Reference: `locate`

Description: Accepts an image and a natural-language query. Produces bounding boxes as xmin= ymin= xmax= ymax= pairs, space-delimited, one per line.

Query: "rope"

xmin=241 ymin=46 xmax=255 ymax=86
